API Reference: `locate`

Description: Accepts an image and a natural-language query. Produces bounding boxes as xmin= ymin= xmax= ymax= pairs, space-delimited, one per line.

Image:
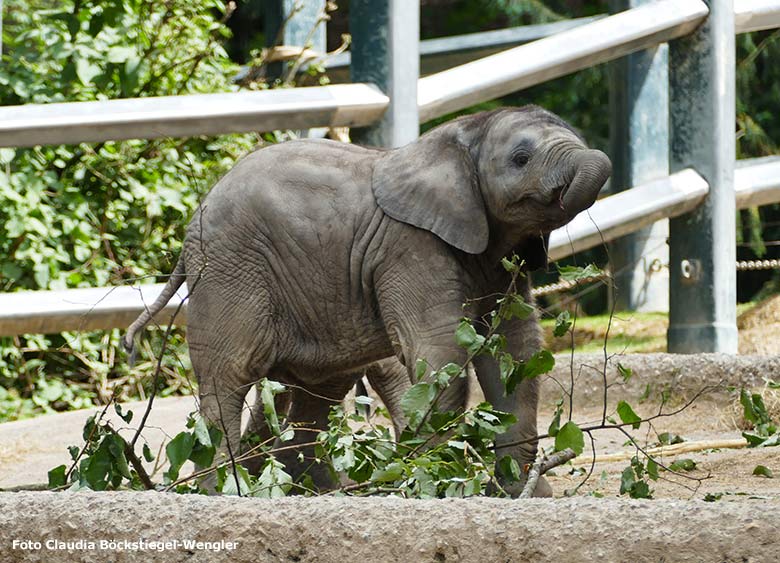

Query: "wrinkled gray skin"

xmin=124 ymin=106 xmax=611 ymax=497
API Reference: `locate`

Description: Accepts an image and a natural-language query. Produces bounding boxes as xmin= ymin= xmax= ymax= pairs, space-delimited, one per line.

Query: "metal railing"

xmin=1 ymin=1 xmax=779 ymax=350
xmin=0 ymin=84 xmax=388 ymax=148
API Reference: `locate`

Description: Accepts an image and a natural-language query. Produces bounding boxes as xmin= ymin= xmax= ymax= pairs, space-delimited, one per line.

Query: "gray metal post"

xmin=608 ymin=0 xmax=670 ymax=313
xmin=668 ymin=0 xmax=737 ymax=353
xmin=350 ymin=0 xmax=419 ymax=148
xmin=265 ymin=1 xmax=326 ymax=73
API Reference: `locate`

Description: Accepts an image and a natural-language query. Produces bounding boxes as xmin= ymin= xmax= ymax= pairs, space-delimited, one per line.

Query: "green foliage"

xmin=0 ymin=0 xmax=257 ymax=420
xmin=616 ymin=400 xmax=641 ymax=430
xmin=554 ymin=421 xmax=584 ymax=456
xmin=318 ymin=398 xmax=518 ymax=498
xmin=50 ymin=412 xmax=136 ymax=491
xmin=553 ymin=311 xmax=572 ymax=337
xmin=657 ymin=432 xmax=684 ymax=446
xmin=619 ymin=455 xmax=655 ymax=499
xmin=668 ymin=459 xmax=697 ymax=472
xmin=740 ymin=388 xmax=780 ymax=447
xmin=557 ymin=264 xmax=604 ymax=283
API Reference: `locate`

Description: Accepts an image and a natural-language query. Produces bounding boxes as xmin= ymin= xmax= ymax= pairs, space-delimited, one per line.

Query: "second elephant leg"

xmin=365 ymin=357 xmax=412 ymax=438
xmin=272 ymin=377 xmax=357 ymax=491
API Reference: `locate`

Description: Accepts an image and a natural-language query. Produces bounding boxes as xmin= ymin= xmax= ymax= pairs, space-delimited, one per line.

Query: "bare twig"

xmin=571 ymin=438 xmax=746 ymax=466
xmin=519 ymin=447 xmax=576 ymax=498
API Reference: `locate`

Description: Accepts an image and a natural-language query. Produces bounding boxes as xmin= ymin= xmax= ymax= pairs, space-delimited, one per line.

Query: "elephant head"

xmin=372 ymin=106 xmax=611 ymax=264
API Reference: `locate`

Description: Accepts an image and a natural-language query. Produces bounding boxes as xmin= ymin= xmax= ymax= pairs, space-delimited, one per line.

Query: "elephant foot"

xmin=530 ymin=475 xmax=553 ymax=498
xmin=491 ymin=475 xmax=553 ymax=498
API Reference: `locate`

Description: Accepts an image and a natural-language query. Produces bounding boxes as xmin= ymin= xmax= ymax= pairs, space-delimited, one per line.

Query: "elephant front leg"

xmin=365 ymin=358 xmax=412 ymax=439
xmin=473 ymin=310 xmax=551 ymax=498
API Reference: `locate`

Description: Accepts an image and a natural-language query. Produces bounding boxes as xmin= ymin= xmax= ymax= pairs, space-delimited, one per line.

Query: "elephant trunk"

xmin=561 ymin=149 xmax=611 ymax=217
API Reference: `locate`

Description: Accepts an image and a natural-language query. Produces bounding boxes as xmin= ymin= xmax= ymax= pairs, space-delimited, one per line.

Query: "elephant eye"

xmin=511 ymin=149 xmax=531 ymax=168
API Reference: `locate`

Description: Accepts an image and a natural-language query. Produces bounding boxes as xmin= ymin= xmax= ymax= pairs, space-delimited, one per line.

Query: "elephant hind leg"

xmin=190 ymin=344 xmax=264 ymax=489
xmin=273 ymin=377 xmax=357 ymax=492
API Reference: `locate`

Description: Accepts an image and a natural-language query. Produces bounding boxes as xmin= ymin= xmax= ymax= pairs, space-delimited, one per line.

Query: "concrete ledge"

xmin=0 ymin=492 xmax=778 ymax=562
xmin=544 ymin=353 xmax=780 ymax=406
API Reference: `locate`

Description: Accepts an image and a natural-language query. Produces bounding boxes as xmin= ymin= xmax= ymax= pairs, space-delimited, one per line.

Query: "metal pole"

xmin=350 ymin=0 xmax=419 ymax=148
xmin=608 ymin=0 xmax=670 ymax=312
xmin=264 ymin=0 xmax=327 ymax=77
xmin=668 ymin=0 xmax=737 ymax=353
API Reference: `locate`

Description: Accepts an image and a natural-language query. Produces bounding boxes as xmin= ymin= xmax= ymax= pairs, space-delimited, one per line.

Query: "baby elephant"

xmin=124 ymin=105 xmax=610 ymax=496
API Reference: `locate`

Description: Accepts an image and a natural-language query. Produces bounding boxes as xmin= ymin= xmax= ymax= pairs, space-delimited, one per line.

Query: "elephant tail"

xmin=122 ymin=257 xmax=187 ymax=366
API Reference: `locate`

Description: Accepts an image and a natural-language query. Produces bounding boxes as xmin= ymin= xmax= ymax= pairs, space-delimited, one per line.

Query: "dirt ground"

xmin=539 ymin=400 xmax=780 ymax=501
xmin=4 ymin=355 xmax=778 ymax=505
xmin=1 ymin=296 xmax=779 ymax=500
xmin=1 ymin=354 xmax=779 ymax=561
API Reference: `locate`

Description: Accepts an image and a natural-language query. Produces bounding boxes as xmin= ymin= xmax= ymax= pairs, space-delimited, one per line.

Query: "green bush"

xmin=0 ymin=0 xmax=258 ymax=420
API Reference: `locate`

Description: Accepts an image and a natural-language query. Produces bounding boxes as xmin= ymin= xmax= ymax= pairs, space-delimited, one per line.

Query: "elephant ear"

xmin=371 ymin=125 xmax=489 ymax=255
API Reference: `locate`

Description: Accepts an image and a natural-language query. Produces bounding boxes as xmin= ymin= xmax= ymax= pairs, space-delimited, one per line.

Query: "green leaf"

xmin=75 ymin=57 xmax=102 ymax=85
xmin=260 ymin=379 xmax=286 ymax=437
xmin=220 ymin=464 xmax=252 ymax=496
xmin=557 ymin=264 xmax=604 ymax=282
xmin=82 ymin=441 xmax=112 ymax=490
xmin=522 ymin=350 xmax=555 ymax=379
xmin=752 ymin=465 xmax=774 ymax=478
xmin=619 ymin=463 xmax=652 ymax=499
xmin=401 ymin=383 xmax=436 ymax=425
xmin=106 ymin=434 xmax=132 ymax=480
xmin=165 ymin=432 xmax=194 ymax=481
xmin=254 ymin=458 xmax=292 ymax=498
xmin=455 ymin=320 xmax=485 ymax=355
xmin=498 ymin=353 xmax=517 ymax=385
xmin=553 ymin=311 xmax=572 ymax=337
xmin=616 ymin=401 xmax=642 ymax=429
xmin=658 ymin=432 xmax=684 ymax=445
xmin=354 ymin=395 xmax=373 ymax=406
xmin=106 ymin=46 xmax=136 ymax=63
xmin=82 ymin=415 xmax=97 ymax=442
xmin=192 ymin=415 xmax=212 ymax=448
xmin=617 ymin=362 xmax=633 ymax=383
xmin=503 ymin=294 xmax=534 ymax=320
xmin=555 ymin=421 xmax=584 ymax=455
xmin=0 ymin=148 xmax=15 ymax=164
xmin=370 ymin=462 xmax=405 ymax=483
xmin=48 ymin=465 xmax=67 ymax=489
xmin=646 ymin=458 xmax=659 ymax=481
xmin=619 ymin=466 xmax=635 ymax=495
xmin=669 ymin=458 xmax=697 ymax=472
xmin=628 ymin=480 xmax=651 ymax=499
xmin=114 ymin=404 xmax=133 ymax=424
xmin=415 ymin=359 xmax=428 ymax=382
xmin=740 ymin=389 xmax=771 ymax=426
xmin=142 ymin=443 xmax=155 ymax=463
xmin=189 ymin=442 xmax=216 ymax=468
xmin=501 ymin=256 xmax=520 ymax=273
xmin=497 ymin=455 xmax=521 ymax=482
